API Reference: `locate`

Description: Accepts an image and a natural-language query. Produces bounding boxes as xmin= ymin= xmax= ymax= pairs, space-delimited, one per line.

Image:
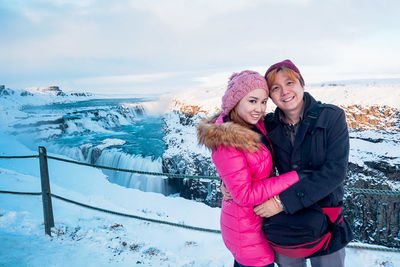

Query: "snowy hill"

xmin=1 ymin=82 xmax=400 ymax=266
xmin=171 ymin=78 xmax=400 ymax=113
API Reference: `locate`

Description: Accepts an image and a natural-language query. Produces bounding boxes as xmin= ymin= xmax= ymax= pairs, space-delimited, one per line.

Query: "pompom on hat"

xmin=221 ymin=70 xmax=269 ymax=115
xmin=264 ymin=59 xmax=305 ymax=86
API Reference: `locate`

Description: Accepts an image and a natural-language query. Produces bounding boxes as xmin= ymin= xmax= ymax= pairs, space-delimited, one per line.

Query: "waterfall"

xmin=46 ymin=144 xmax=85 ymax=161
xmin=95 ymin=149 xmax=170 ymax=194
xmin=46 ymin=144 xmax=170 ymax=195
xmin=125 ymin=104 xmax=145 ymax=117
xmin=15 ymin=98 xmax=169 ymax=195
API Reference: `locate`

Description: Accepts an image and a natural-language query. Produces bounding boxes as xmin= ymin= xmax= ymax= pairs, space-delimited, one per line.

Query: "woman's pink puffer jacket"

xmin=198 ymin=113 xmax=299 ymax=266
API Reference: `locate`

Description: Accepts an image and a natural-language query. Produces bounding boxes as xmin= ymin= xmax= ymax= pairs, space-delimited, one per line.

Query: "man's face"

xmin=269 ymin=71 xmax=304 ymax=117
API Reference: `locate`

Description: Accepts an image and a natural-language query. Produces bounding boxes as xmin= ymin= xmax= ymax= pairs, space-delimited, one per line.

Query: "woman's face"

xmin=269 ymin=71 xmax=304 ymax=116
xmin=236 ymin=88 xmax=268 ymax=125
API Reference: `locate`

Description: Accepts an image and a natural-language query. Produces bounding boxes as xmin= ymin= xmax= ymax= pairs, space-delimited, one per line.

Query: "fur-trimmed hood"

xmin=197 ymin=113 xmax=264 ymax=152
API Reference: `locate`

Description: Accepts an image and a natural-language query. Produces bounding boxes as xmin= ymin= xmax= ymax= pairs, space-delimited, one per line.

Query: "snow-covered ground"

xmin=0 ymin=132 xmax=228 ymax=266
xmin=1 ymin=125 xmax=399 ymax=266
xmin=1 ymin=82 xmax=400 ymax=266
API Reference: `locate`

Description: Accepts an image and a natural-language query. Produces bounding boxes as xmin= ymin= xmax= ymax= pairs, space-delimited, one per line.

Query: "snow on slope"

xmin=0 ymin=131 xmax=229 ymax=266
xmin=172 ymin=79 xmax=400 ymax=115
xmin=1 ymin=132 xmax=399 ymax=266
xmin=0 ymin=86 xmax=93 ymax=133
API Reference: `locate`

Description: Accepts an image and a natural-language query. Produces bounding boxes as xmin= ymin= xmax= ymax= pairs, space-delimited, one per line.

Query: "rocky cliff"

xmin=161 ymin=101 xmax=400 ymax=248
xmin=342 ymin=105 xmax=400 ymax=131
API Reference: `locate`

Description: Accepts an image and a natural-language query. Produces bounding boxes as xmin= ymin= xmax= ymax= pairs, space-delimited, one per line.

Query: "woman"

xmin=197 ymin=70 xmax=300 ymax=267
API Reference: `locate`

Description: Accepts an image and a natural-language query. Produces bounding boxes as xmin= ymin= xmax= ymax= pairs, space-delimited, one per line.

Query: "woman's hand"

xmin=221 ymin=182 xmax=233 ymax=200
xmin=254 ymin=196 xmax=283 ymax=217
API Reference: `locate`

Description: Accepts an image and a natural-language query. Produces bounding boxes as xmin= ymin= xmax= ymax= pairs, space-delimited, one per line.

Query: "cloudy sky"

xmin=1 ymin=0 xmax=400 ymax=94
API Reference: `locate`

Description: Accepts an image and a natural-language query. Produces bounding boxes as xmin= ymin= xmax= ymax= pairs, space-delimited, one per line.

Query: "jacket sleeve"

xmin=212 ymin=145 xmax=299 ymax=207
xmin=280 ymin=108 xmax=349 ymax=213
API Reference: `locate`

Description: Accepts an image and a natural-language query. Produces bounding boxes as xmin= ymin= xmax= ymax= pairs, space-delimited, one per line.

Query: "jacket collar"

xmin=197 ymin=112 xmax=265 ymax=152
xmin=267 ymin=92 xmax=318 ymax=153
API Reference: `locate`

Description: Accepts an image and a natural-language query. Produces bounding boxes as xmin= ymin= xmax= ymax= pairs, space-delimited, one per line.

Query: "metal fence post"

xmin=38 ymin=146 xmax=54 ymax=236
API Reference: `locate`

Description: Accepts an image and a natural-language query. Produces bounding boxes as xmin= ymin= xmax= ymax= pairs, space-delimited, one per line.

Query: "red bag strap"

xmin=322 ymin=207 xmax=343 ymax=224
xmin=268 ymin=232 xmax=332 ymax=258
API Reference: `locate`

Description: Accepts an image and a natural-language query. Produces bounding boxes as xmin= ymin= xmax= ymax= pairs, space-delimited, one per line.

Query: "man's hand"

xmin=254 ymin=196 xmax=283 ymax=217
xmin=221 ymin=183 xmax=233 ymax=200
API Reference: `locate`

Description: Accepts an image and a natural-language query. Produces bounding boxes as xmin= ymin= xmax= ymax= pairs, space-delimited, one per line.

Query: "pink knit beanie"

xmin=221 ymin=70 xmax=269 ymax=114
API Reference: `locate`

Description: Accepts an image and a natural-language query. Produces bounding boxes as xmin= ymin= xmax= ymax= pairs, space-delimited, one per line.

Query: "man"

xmin=254 ymin=59 xmax=353 ymax=267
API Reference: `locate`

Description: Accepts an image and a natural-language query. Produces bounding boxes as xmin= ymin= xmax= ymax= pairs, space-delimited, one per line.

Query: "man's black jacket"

xmin=264 ymin=92 xmax=353 ymax=256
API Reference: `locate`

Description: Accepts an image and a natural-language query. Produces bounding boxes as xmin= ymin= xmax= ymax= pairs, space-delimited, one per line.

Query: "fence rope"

xmin=46 ymin=155 xmax=220 ymax=180
xmin=0 ymin=155 xmax=39 ymax=159
xmin=2 ymin=154 xmax=400 ymax=195
xmin=2 ymin=153 xmax=400 ymax=197
xmin=347 ymin=243 xmax=400 ymax=253
xmin=43 ymin=156 xmax=400 ymax=196
xmin=1 ymin=189 xmax=399 ymax=252
xmin=45 ymin=156 xmax=400 ymax=195
xmin=0 ymin=190 xmax=41 ymax=196
xmin=50 ymin=193 xmax=221 ymax=234
xmin=0 ymin=189 xmax=221 ymax=233
xmin=346 ymin=187 xmax=400 ymax=196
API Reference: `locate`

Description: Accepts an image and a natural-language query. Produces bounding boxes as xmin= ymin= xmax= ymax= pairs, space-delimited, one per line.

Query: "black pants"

xmin=234 ymin=260 xmax=274 ymax=267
